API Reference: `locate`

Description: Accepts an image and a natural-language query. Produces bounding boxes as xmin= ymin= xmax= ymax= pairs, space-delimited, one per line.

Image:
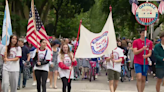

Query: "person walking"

xmin=58 ymin=43 xmax=77 ymax=92
xmin=133 ymin=30 xmax=153 ymax=92
xmin=32 ymin=39 xmax=51 ymax=92
xmin=25 ymin=42 xmax=36 ymax=86
xmin=17 ymin=38 xmax=31 ymax=90
xmin=154 ymin=32 xmax=164 ymax=92
xmin=49 ymin=40 xmax=60 ymax=89
xmin=0 ymin=41 xmax=4 ymax=92
xmin=1 ymin=35 xmax=22 ymax=92
xmin=105 ymin=47 xmax=124 ymax=92
xmin=127 ymin=42 xmax=134 ymax=80
xmin=80 ymin=58 xmax=90 ymax=80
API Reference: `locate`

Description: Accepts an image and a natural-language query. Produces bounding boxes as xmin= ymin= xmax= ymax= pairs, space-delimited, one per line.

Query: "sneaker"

xmin=17 ymin=87 xmax=20 ymax=90
xmin=47 ymin=79 xmax=50 ymax=83
xmin=32 ymin=81 xmax=37 ymax=86
xmin=22 ymin=85 xmax=25 ymax=88
xmin=95 ymin=75 xmax=98 ymax=79
xmin=57 ymin=76 xmax=60 ymax=79
xmin=146 ymin=81 xmax=148 ymax=84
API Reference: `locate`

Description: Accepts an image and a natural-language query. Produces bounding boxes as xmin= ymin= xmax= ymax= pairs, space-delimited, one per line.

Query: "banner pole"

xmin=109 ymin=5 xmax=114 ymax=68
xmin=68 ymin=20 xmax=82 ymax=83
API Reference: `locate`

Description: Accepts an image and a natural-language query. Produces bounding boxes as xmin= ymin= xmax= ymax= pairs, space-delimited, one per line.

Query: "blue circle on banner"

xmin=135 ymin=2 xmax=159 ymax=26
xmin=90 ymin=31 xmax=109 ymax=55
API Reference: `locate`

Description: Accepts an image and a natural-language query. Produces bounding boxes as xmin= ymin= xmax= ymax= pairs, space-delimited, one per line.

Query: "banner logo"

xmin=135 ymin=2 xmax=159 ymax=26
xmin=90 ymin=31 xmax=109 ymax=55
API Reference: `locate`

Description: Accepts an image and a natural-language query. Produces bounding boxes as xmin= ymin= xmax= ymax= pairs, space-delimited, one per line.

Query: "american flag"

xmin=158 ymin=1 xmax=164 ymax=14
xmin=26 ymin=6 xmax=52 ymax=52
xmin=132 ymin=2 xmax=138 ymax=15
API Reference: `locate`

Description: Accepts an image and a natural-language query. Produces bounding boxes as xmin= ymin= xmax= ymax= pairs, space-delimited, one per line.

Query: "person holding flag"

xmin=1 ymin=35 xmax=22 ymax=92
xmin=105 ymin=47 xmax=124 ymax=92
xmin=58 ymin=43 xmax=77 ymax=92
xmin=133 ymin=30 xmax=153 ymax=92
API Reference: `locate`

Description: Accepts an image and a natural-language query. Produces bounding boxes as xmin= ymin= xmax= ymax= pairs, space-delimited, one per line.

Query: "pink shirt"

xmin=133 ymin=39 xmax=153 ymax=65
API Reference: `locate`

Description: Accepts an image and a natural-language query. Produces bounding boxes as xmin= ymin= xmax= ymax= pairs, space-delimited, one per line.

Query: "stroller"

xmin=120 ymin=56 xmax=131 ymax=82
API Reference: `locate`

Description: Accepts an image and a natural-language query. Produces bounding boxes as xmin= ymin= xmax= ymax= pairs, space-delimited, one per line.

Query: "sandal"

xmin=54 ymin=86 xmax=58 ymax=89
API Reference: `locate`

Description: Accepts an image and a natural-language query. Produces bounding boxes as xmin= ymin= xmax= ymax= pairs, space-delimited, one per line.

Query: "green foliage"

xmin=0 ymin=0 xmax=163 ymax=39
xmin=0 ymin=0 xmax=4 ymax=36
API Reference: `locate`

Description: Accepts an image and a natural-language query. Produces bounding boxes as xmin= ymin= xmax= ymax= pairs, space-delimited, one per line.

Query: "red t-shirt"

xmin=133 ymin=39 xmax=153 ymax=65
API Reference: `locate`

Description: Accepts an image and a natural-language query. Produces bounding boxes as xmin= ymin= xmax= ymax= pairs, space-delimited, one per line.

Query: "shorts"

xmin=82 ymin=67 xmax=89 ymax=73
xmin=156 ymin=68 xmax=164 ymax=79
xmin=107 ymin=69 xmax=120 ymax=81
xmin=134 ymin=64 xmax=148 ymax=76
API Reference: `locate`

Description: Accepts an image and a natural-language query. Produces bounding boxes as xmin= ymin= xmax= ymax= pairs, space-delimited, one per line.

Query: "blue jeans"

xmin=18 ymin=66 xmax=27 ymax=87
xmin=121 ymin=65 xmax=130 ymax=78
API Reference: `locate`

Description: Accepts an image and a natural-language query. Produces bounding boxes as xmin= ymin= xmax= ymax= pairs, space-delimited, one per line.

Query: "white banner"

xmin=75 ymin=12 xmax=117 ymax=58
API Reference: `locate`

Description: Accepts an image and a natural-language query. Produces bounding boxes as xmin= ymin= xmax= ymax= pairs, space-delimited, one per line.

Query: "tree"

xmin=0 ymin=0 xmax=4 ymax=36
xmin=46 ymin=0 xmax=95 ymax=36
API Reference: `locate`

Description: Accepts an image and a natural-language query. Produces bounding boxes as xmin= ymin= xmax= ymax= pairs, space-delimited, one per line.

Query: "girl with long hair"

xmin=49 ymin=40 xmax=60 ymax=89
xmin=58 ymin=43 xmax=77 ymax=92
xmin=1 ymin=35 xmax=22 ymax=92
xmin=32 ymin=39 xmax=51 ymax=92
xmin=127 ymin=42 xmax=135 ymax=80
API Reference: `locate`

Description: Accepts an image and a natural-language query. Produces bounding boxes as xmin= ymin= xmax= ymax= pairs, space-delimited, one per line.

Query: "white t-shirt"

xmin=32 ymin=49 xmax=51 ymax=72
xmin=0 ymin=44 xmax=4 ymax=66
xmin=105 ymin=47 xmax=124 ymax=72
xmin=1 ymin=46 xmax=22 ymax=71
xmin=58 ymin=54 xmax=74 ymax=79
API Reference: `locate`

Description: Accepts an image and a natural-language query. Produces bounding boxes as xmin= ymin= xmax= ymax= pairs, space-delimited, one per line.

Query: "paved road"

xmin=17 ymin=72 xmax=164 ymax=92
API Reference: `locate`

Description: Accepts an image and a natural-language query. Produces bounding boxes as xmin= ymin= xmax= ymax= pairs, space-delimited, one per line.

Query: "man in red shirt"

xmin=133 ymin=30 xmax=153 ymax=92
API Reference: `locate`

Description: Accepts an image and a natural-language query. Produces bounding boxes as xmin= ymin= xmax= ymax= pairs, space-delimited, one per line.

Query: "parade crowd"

xmin=0 ymin=30 xmax=164 ymax=92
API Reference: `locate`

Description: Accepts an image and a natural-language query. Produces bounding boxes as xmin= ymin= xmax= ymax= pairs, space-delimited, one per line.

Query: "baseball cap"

xmin=51 ymin=40 xmax=60 ymax=46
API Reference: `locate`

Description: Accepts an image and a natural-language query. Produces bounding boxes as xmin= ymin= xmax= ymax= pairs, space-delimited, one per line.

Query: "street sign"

xmin=135 ymin=2 xmax=159 ymax=26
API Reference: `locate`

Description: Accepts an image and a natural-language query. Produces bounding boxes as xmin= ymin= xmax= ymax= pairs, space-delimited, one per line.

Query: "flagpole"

xmin=31 ymin=0 xmax=39 ymax=61
xmin=68 ymin=20 xmax=82 ymax=83
xmin=31 ymin=0 xmax=38 ymax=48
xmin=4 ymin=0 xmax=8 ymax=63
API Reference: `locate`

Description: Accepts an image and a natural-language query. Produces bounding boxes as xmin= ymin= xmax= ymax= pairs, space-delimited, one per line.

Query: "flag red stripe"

xmin=27 ymin=25 xmax=34 ymax=32
xmin=28 ymin=20 xmax=33 ymax=25
xmin=39 ymin=28 xmax=48 ymax=40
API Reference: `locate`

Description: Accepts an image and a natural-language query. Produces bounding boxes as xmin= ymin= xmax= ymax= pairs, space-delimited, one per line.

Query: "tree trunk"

xmin=54 ymin=10 xmax=59 ymax=35
xmin=42 ymin=0 xmax=52 ymax=24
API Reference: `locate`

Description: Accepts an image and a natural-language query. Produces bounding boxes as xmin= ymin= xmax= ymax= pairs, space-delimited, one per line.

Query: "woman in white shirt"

xmin=58 ymin=43 xmax=77 ymax=92
xmin=32 ymin=39 xmax=51 ymax=92
xmin=1 ymin=35 xmax=22 ymax=92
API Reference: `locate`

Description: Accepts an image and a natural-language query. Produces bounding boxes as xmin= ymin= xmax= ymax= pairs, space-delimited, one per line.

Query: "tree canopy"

xmin=0 ymin=0 xmax=163 ymax=39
